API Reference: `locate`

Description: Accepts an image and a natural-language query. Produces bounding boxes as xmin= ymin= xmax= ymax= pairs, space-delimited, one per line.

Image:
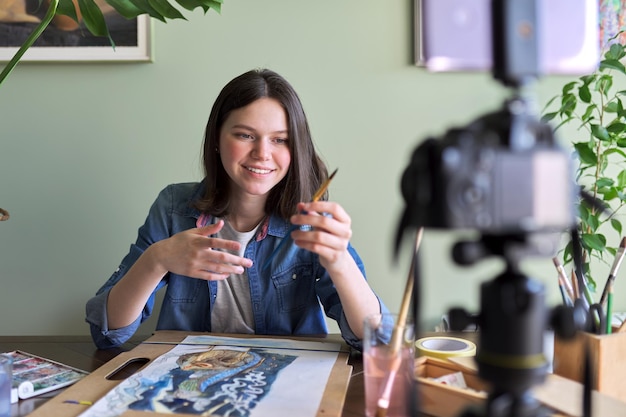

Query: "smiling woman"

xmin=0 ymin=207 xmax=8 ymax=221
xmin=84 ymin=68 xmax=391 ymax=353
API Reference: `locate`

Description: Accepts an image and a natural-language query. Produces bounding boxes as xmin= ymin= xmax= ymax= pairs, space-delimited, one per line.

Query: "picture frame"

xmin=412 ymin=0 xmax=425 ymax=67
xmin=414 ymin=0 xmax=625 ymax=68
xmin=0 ymin=11 xmax=152 ymax=63
xmin=599 ymin=0 xmax=626 ymax=47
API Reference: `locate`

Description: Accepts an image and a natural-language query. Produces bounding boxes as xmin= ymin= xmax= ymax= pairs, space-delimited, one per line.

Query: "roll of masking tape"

xmin=415 ymin=336 xmax=476 ymax=360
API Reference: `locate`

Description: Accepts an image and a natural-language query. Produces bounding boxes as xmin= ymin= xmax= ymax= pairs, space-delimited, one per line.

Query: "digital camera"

xmin=397 ymin=100 xmax=577 ymax=235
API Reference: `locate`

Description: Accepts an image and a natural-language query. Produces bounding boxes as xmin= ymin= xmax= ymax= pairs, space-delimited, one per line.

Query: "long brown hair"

xmin=194 ymin=69 xmax=328 ymax=219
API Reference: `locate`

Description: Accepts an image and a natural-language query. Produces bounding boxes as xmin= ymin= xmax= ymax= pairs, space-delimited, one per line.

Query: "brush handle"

xmin=374 ymin=228 xmax=423 ymax=417
xmin=606 ymin=290 xmax=614 ymax=334
xmin=375 ymin=356 xmax=401 ymax=417
xmin=600 ymin=275 xmax=615 ymax=308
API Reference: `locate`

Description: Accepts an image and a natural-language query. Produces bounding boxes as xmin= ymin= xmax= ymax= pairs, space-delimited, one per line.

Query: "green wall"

xmin=0 ymin=0 xmax=617 ymax=336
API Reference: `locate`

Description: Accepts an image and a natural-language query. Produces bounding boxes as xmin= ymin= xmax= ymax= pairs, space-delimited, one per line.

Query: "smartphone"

xmin=416 ymin=0 xmax=599 ymax=75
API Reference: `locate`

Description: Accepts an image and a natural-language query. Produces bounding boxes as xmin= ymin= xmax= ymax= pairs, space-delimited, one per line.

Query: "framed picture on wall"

xmin=599 ymin=0 xmax=626 ymax=47
xmin=412 ymin=0 xmax=425 ymax=66
xmin=0 ymin=1 xmax=152 ymax=63
xmin=414 ymin=0 xmax=625 ymax=68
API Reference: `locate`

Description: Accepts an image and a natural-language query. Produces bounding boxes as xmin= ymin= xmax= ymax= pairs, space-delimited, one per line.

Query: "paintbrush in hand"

xmin=600 ymin=236 xmax=626 ymax=308
xmin=262 ymin=168 xmax=338 ymax=271
xmin=375 ymin=228 xmax=423 ymax=417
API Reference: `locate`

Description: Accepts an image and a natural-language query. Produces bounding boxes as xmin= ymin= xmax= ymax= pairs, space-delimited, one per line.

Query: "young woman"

xmin=86 ymin=69 xmax=390 ymax=350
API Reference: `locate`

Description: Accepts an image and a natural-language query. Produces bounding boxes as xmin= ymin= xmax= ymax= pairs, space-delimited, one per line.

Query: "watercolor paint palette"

xmin=4 ymin=350 xmax=88 ymax=403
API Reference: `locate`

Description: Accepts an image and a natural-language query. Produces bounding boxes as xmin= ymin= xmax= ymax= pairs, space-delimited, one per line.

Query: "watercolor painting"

xmin=126 ymin=347 xmax=296 ymax=416
xmin=599 ymin=0 xmax=626 ymax=47
xmin=79 ymin=336 xmax=341 ymax=417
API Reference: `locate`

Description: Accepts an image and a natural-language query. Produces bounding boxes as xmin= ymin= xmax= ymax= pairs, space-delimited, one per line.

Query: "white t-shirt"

xmin=210 ymin=219 xmax=259 ymax=333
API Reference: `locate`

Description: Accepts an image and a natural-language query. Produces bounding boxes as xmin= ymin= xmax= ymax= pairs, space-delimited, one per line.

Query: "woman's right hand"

xmin=151 ymin=220 xmax=253 ymax=280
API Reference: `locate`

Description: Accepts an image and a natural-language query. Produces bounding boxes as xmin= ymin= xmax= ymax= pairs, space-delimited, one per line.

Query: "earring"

xmin=215 ymin=147 xmax=219 ymax=153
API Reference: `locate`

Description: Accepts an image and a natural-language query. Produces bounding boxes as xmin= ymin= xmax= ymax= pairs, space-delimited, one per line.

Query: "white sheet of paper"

xmin=79 ymin=335 xmax=340 ymax=417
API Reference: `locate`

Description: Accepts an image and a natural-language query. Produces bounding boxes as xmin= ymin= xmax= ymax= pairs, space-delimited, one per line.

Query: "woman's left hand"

xmin=289 ymin=201 xmax=353 ymax=269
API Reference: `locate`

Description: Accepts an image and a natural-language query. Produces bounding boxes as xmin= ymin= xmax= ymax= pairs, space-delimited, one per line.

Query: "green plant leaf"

xmin=199 ymin=0 xmax=222 ymax=12
xmin=591 ymin=124 xmax=611 ymax=141
xmin=581 ymin=104 xmax=596 ymax=121
xmin=147 ymin=0 xmax=186 ymax=19
xmin=604 ymin=148 xmax=626 ymax=159
xmin=563 ymin=241 xmax=573 ymax=264
xmin=128 ymin=0 xmax=166 ymax=21
xmin=175 ymin=0 xmax=208 ymax=12
xmin=541 ymin=112 xmax=557 ymax=122
xmin=606 ymin=101 xmax=619 ymax=113
xmin=57 ymin=0 xmax=79 ymax=20
xmin=580 ymin=75 xmax=595 ymax=86
xmin=618 ymin=170 xmax=626 ymax=188
xmin=574 ymin=142 xmax=597 ymax=165
xmin=601 ymin=58 xmax=626 ymax=75
xmin=606 ymin=42 xmax=626 ymax=61
xmin=554 ymin=116 xmax=576 ymax=131
xmin=586 ymin=213 xmax=600 ymax=232
xmin=600 ymin=187 xmax=619 ymax=200
xmin=582 ymin=233 xmax=606 ymax=251
xmin=78 ymin=0 xmax=111 ymax=39
xmin=611 ymin=218 xmax=623 ymax=234
xmin=103 ymin=0 xmax=144 ymax=18
xmin=597 ymin=74 xmax=614 ymax=95
xmin=606 ymin=247 xmax=617 ymax=258
xmin=606 ymin=122 xmax=626 ymax=133
xmin=596 ymin=177 xmax=615 ymax=188
xmin=562 ymin=81 xmax=578 ymax=94
xmin=579 ymin=84 xmax=591 ymax=103
xmin=559 ymin=93 xmax=577 ymax=117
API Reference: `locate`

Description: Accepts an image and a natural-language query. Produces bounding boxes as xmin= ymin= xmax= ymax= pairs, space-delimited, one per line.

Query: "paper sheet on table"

xmin=78 ymin=335 xmax=341 ymax=417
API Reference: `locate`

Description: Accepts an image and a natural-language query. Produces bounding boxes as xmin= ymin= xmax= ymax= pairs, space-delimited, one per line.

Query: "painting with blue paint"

xmin=127 ymin=348 xmax=296 ymax=416
xmin=78 ymin=336 xmax=340 ymax=417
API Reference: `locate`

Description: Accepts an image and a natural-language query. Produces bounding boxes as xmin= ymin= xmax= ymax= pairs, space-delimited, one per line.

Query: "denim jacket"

xmin=85 ymin=182 xmax=390 ymax=351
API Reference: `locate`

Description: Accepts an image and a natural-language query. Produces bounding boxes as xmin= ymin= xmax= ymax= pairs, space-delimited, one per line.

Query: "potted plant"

xmin=542 ymin=34 xmax=626 ymax=290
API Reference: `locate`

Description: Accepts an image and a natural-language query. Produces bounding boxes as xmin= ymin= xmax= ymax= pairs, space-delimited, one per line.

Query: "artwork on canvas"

xmin=0 ymin=0 xmax=151 ymax=62
xmin=599 ymin=0 xmax=626 ymax=47
xmin=79 ymin=336 xmax=342 ymax=417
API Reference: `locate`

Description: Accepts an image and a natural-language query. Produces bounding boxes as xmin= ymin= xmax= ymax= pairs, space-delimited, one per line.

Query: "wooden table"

xmin=0 ymin=334 xmax=371 ymax=417
xmin=0 ymin=333 xmax=477 ymax=417
xmin=0 ymin=335 xmax=145 ymax=417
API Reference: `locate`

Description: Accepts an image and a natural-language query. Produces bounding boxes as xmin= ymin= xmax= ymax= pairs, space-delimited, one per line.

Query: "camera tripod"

xmin=450 ymin=233 xmax=551 ymax=417
xmin=448 ymin=233 xmax=584 ymax=417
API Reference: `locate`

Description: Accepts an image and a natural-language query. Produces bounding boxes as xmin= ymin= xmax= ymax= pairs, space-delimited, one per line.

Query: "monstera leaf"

xmin=0 ymin=0 xmax=225 ymax=86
